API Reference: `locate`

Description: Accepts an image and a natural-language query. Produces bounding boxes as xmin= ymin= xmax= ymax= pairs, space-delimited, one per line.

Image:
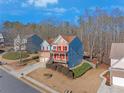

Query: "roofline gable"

xmin=52 ymin=34 xmax=68 ymax=44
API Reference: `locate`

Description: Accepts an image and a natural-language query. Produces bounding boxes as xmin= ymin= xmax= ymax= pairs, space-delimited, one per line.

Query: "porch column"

xmin=65 ymin=53 xmax=66 ymax=62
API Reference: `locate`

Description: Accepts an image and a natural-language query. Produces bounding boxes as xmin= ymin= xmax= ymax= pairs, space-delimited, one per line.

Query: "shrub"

xmin=46 ymin=63 xmax=53 ymax=68
xmin=23 ymin=58 xmax=31 ymax=62
xmin=32 ymin=56 xmax=39 ymax=60
xmin=57 ymin=65 xmax=64 ymax=72
xmin=61 ymin=66 xmax=70 ymax=75
xmin=51 ymin=64 xmax=57 ymax=70
xmin=46 ymin=63 xmax=75 ymax=79
xmin=67 ymin=71 xmax=74 ymax=79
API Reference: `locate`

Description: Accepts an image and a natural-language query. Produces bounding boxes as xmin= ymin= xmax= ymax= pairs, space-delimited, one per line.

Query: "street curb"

xmin=23 ymin=75 xmax=60 ymax=93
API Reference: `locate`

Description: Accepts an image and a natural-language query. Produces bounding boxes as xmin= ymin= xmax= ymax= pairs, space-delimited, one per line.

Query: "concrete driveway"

xmin=0 ymin=69 xmax=41 ymax=93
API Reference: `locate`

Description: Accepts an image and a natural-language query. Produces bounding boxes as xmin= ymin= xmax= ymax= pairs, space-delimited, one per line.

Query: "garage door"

xmin=113 ymin=77 xmax=124 ymax=87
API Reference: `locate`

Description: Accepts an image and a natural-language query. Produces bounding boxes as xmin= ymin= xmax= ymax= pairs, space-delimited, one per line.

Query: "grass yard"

xmin=2 ymin=51 xmax=29 ymax=60
xmin=72 ymin=62 xmax=92 ymax=78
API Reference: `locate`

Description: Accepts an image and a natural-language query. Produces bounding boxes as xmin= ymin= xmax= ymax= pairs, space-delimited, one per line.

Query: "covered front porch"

xmin=52 ymin=53 xmax=68 ymax=63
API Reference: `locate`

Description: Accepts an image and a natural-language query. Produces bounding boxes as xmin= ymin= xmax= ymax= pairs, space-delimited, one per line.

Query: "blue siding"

xmin=26 ymin=35 xmax=43 ymax=52
xmin=67 ymin=37 xmax=84 ymax=68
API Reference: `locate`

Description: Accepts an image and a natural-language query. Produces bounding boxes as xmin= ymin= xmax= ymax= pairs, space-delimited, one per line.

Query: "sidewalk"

xmin=23 ymin=75 xmax=60 ymax=93
xmin=0 ymin=60 xmax=60 ymax=93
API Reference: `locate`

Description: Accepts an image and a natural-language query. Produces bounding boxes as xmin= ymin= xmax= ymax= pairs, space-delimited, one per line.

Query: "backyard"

xmin=27 ymin=64 xmax=109 ymax=93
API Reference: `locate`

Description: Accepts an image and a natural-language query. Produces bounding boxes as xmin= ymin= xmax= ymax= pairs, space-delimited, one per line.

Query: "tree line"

xmin=1 ymin=8 xmax=124 ymax=64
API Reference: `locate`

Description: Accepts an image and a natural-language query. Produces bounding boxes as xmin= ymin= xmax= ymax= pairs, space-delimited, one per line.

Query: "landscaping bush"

xmin=46 ymin=63 xmax=75 ymax=79
xmin=61 ymin=66 xmax=70 ymax=75
xmin=67 ymin=71 xmax=74 ymax=79
xmin=44 ymin=73 xmax=53 ymax=79
xmin=51 ymin=64 xmax=57 ymax=70
xmin=32 ymin=56 xmax=39 ymax=60
xmin=56 ymin=65 xmax=63 ymax=72
xmin=46 ymin=63 xmax=53 ymax=68
xmin=23 ymin=58 xmax=31 ymax=62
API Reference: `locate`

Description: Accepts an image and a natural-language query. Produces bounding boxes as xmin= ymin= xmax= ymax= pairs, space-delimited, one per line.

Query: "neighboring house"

xmin=14 ymin=34 xmax=43 ymax=52
xmin=41 ymin=40 xmax=51 ymax=52
xmin=25 ymin=34 xmax=43 ymax=52
xmin=0 ymin=33 xmax=4 ymax=46
xmin=50 ymin=35 xmax=84 ymax=69
xmin=40 ymin=39 xmax=53 ymax=67
xmin=110 ymin=43 xmax=124 ymax=87
xmin=14 ymin=34 xmax=27 ymax=51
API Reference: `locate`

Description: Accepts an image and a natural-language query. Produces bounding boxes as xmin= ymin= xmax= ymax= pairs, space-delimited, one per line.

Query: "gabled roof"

xmin=110 ymin=43 xmax=124 ymax=59
xmin=61 ymin=35 xmax=75 ymax=43
xmin=47 ymin=38 xmax=54 ymax=44
xmin=15 ymin=34 xmax=34 ymax=39
xmin=111 ymin=58 xmax=124 ymax=70
xmin=0 ymin=33 xmax=3 ymax=38
xmin=23 ymin=34 xmax=35 ymax=39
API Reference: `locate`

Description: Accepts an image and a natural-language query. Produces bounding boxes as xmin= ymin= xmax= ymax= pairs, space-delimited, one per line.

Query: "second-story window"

xmin=53 ymin=46 xmax=56 ymax=51
xmin=58 ymin=46 xmax=61 ymax=51
xmin=42 ymin=46 xmax=44 ymax=50
xmin=63 ymin=46 xmax=67 ymax=51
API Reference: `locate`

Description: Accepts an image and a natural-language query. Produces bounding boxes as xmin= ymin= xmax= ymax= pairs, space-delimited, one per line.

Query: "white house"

xmin=14 ymin=34 xmax=27 ymax=51
xmin=0 ymin=33 xmax=4 ymax=46
xmin=41 ymin=40 xmax=51 ymax=51
xmin=40 ymin=39 xmax=53 ymax=67
xmin=110 ymin=43 xmax=124 ymax=87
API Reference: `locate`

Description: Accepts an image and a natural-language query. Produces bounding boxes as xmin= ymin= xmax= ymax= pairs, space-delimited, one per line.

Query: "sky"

xmin=0 ymin=0 xmax=124 ymax=24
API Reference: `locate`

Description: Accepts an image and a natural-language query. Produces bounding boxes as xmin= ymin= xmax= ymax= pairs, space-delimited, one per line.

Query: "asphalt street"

xmin=0 ymin=69 xmax=41 ymax=93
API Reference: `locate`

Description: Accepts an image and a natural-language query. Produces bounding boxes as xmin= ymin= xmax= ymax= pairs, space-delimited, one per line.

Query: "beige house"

xmin=110 ymin=43 xmax=124 ymax=87
xmin=40 ymin=39 xmax=53 ymax=68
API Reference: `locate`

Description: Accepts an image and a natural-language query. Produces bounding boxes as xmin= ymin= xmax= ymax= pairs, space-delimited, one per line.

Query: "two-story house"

xmin=51 ymin=35 xmax=84 ymax=69
xmin=110 ymin=43 xmax=124 ymax=87
xmin=14 ymin=34 xmax=43 ymax=52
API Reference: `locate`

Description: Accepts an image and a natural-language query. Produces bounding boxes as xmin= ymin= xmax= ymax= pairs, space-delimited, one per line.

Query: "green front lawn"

xmin=72 ymin=62 xmax=92 ymax=78
xmin=2 ymin=51 xmax=29 ymax=60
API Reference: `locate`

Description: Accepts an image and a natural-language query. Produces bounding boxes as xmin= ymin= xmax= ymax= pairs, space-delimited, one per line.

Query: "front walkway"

xmin=1 ymin=61 xmax=43 ymax=78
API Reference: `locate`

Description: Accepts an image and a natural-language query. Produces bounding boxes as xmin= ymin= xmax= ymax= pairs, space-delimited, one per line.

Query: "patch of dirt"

xmin=28 ymin=64 xmax=109 ymax=93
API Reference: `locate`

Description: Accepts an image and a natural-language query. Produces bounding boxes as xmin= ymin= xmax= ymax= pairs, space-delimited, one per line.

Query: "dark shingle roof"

xmin=61 ymin=35 xmax=75 ymax=43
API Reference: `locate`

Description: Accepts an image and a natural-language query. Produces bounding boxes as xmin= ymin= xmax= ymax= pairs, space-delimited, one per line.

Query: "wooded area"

xmin=1 ymin=8 xmax=124 ymax=64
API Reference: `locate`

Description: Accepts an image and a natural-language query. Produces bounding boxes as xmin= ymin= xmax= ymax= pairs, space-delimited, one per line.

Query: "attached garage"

xmin=110 ymin=43 xmax=124 ymax=88
xmin=111 ymin=58 xmax=124 ymax=87
xmin=40 ymin=52 xmax=50 ymax=68
xmin=113 ymin=77 xmax=124 ymax=87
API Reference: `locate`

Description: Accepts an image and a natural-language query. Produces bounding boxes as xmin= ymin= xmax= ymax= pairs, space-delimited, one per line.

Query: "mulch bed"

xmin=103 ymin=71 xmax=110 ymax=86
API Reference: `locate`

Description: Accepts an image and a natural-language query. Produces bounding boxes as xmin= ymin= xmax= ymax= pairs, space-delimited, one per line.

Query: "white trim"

xmin=53 ymin=35 xmax=68 ymax=44
xmin=113 ymin=77 xmax=124 ymax=87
